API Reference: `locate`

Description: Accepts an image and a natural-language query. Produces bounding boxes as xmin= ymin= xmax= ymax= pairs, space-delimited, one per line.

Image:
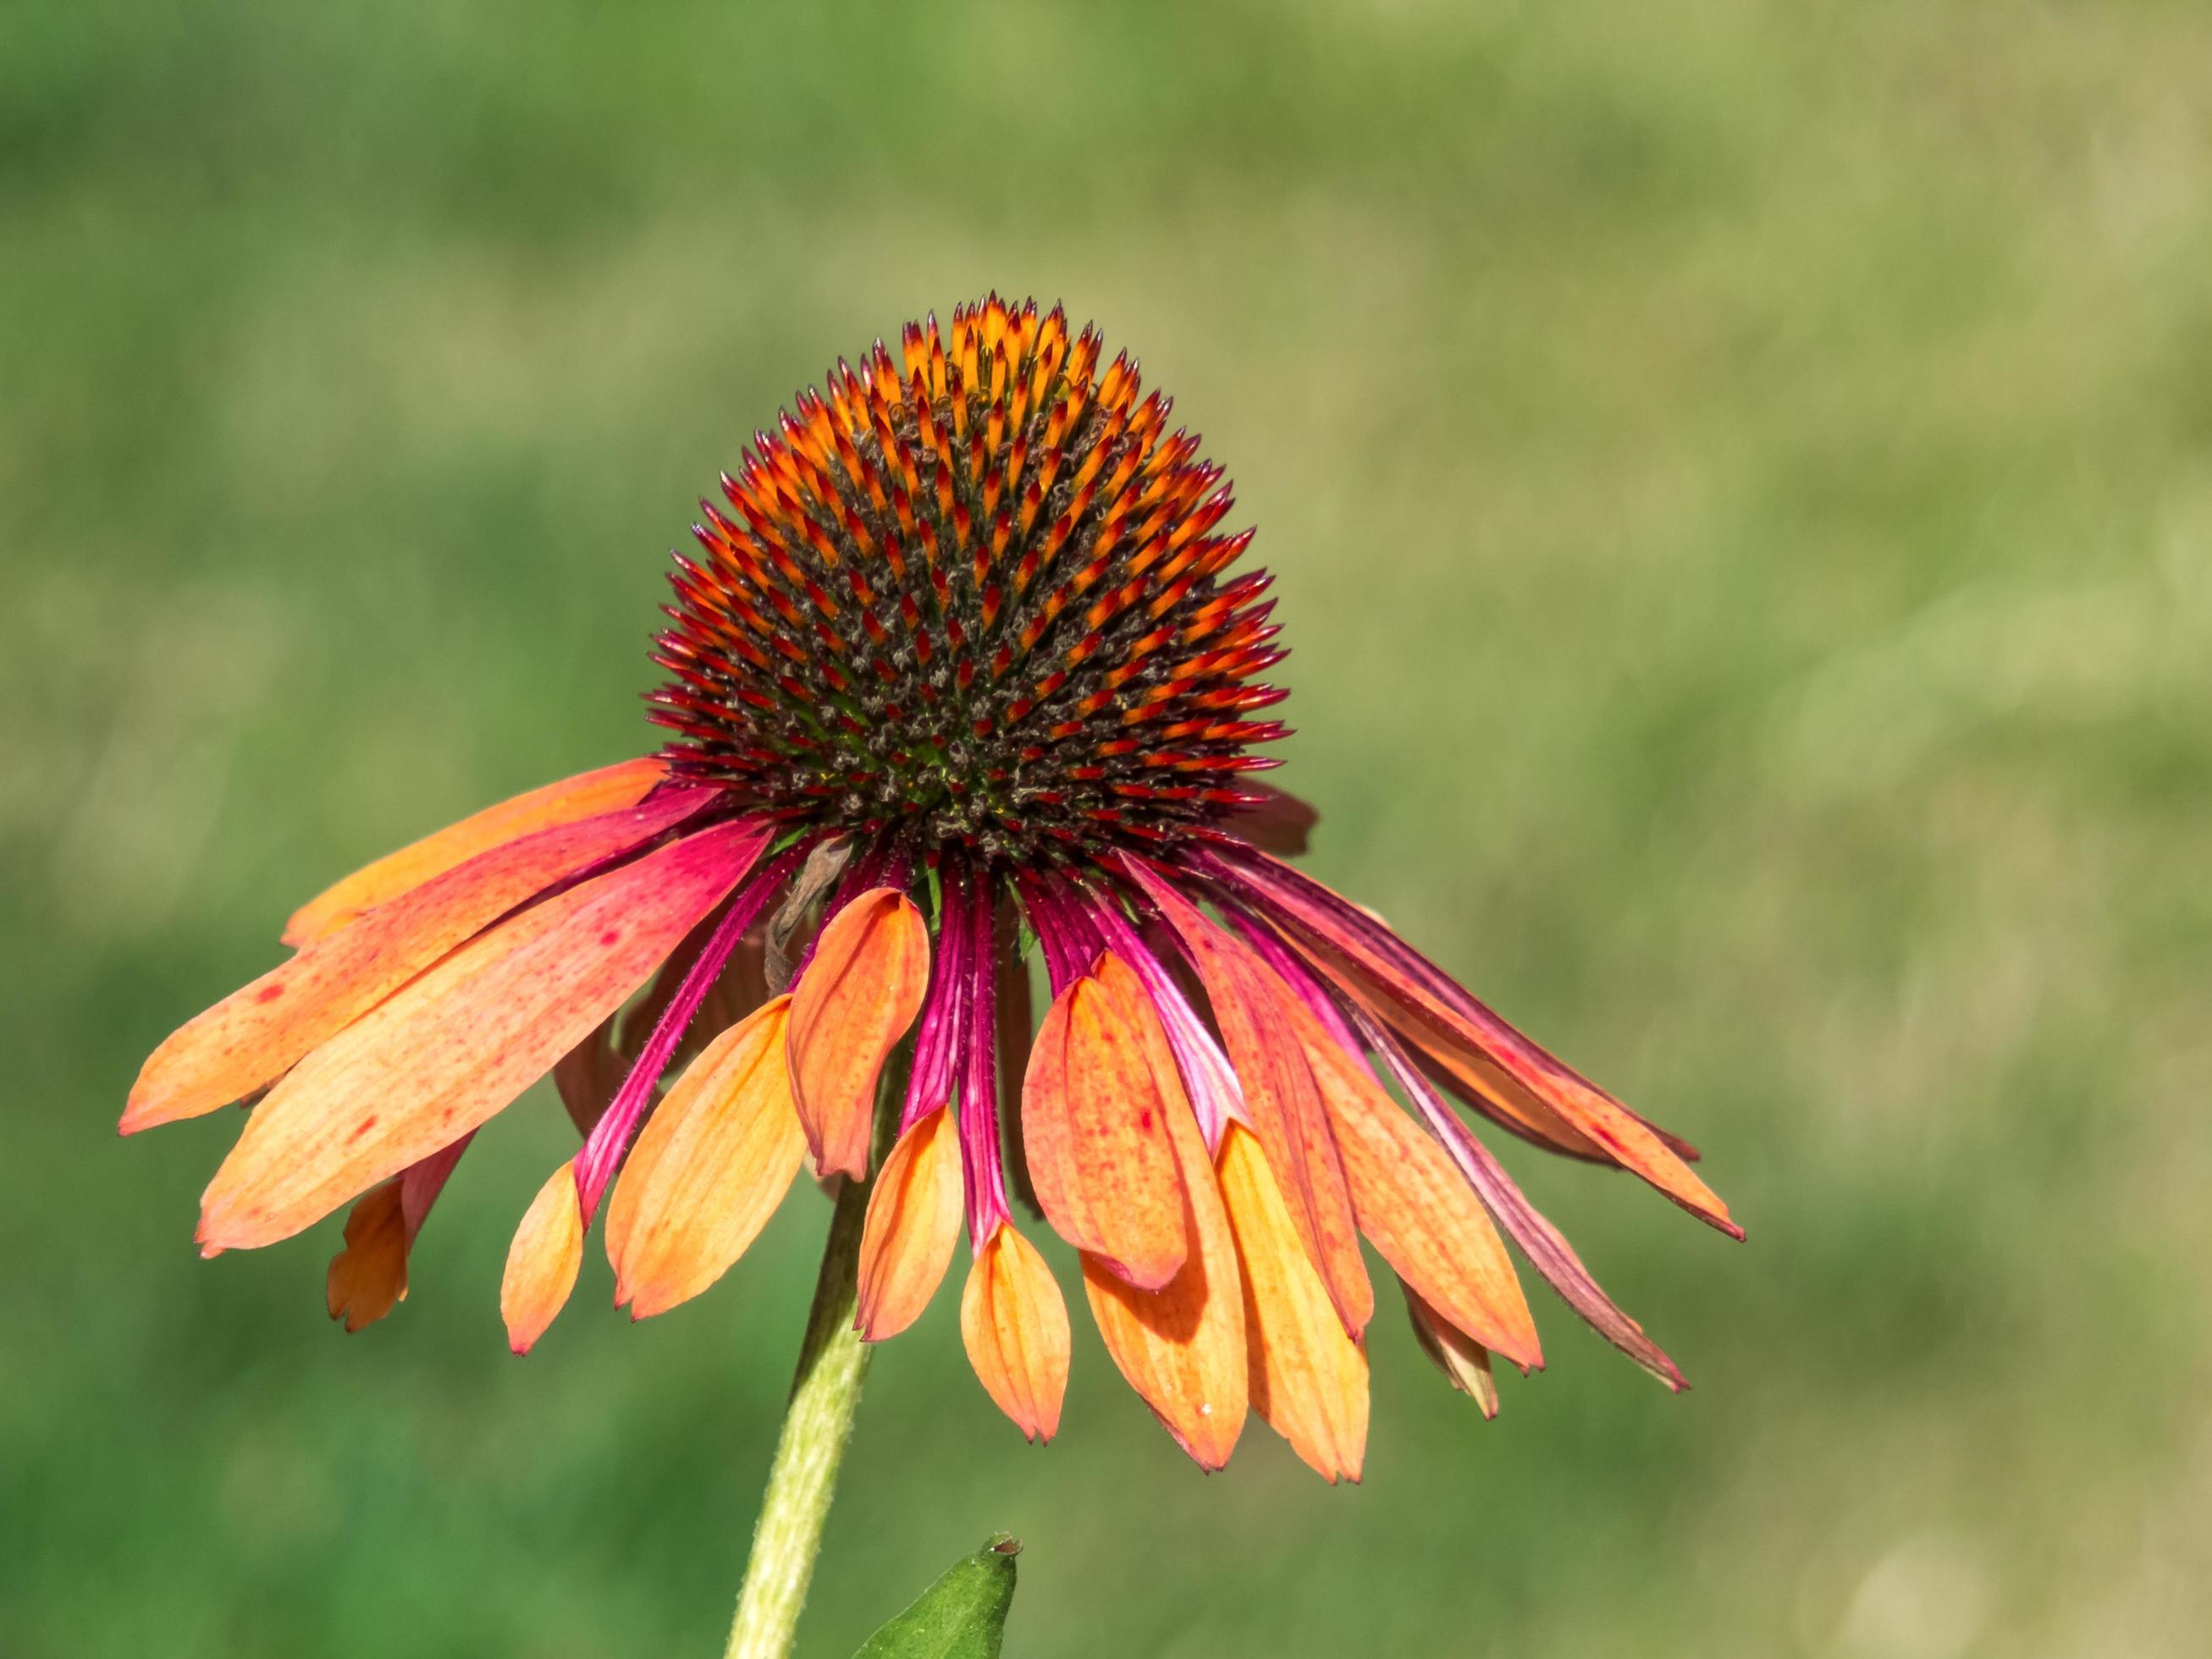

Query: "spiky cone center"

xmin=649 ymin=295 xmax=1288 ymax=863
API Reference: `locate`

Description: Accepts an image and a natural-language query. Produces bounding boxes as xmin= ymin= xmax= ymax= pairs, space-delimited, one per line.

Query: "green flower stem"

xmin=723 ymin=1166 xmax=875 ymax=1659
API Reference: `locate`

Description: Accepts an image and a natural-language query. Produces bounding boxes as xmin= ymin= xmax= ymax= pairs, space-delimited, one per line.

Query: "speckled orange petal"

xmin=123 ymin=787 xmax=710 ymax=1135
xmin=960 ymin=1222 xmax=1070 ymax=1443
xmin=196 ymin=818 xmax=771 ymax=1253
xmin=1081 ymin=1091 xmax=1248 ymax=1471
xmin=1403 ymin=1279 xmax=1500 ymax=1417
xmin=283 ymin=756 xmax=670 ymax=947
xmin=787 ymin=889 xmax=929 ymax=1180
xmin=324 ymin=1178 xmax=409 ymax=1334
xmin=1288 ymin=996 xmax=1542 ymax=1371
xmin=1021 ymin=967 xmax=1188 ymax=1291
xmin=1216 ymin=1123 xmax=1368 ymax=1482
xmin=1123 ymin=861 xmax=1371 ymax=1338
xmin=1222 ymin=852 xmax=1735 ymax=1237
xmin=855 ymin=1105 xmax=963 ymax=1342
xmin=605 ymin=997 xmax=806 ymax=1320
xmin=502 ymin=1166 xmax=585 ymax=1354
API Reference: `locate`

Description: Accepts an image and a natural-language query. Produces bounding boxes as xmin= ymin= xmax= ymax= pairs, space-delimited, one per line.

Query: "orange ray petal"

xmin=1403 ymin=1279 xmax=1500 ymax=1417
xmin=1121 ymin=861 xmax=1371 ymax=1337
xmin=502 ymin=1166 xmax=585 ymax=1354
xmin=125 ymin=788 xmax=708 ymax=1135
xmin=787 ymin=889 xmax=930 ymax=1179
xmin=1288 ymin=996 xmax=1542 ymax=1371
xmin=605 ymin=996 xmax=807 ymax=1320
xmin=196 ymin=818 xmax=771 ymax=1252
xmin=1020 ymin=967 xmax=1188 ymax=1290
xmin=1216 ymin=1122 xmax=1368 ymax=1482
xmin=1081 ymin=1089 xmax=1248 ymax=1471
xmin=1222 ymin=852 xmax=1735 ymax=1236
xmin=960 ymin=1221 xmax=1071 ymax=1443
xmin=283 ymin=756 xmax=670 ymax=947
xmin=855 ymin=1105 xmax=963 ymax=1341
xmin=324 ymin=1178 xmax=408 ymax=1334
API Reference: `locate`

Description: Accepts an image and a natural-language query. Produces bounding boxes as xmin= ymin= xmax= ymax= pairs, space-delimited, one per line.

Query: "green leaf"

xmin=851 ymin=1535 xmax=1021 ymax=1659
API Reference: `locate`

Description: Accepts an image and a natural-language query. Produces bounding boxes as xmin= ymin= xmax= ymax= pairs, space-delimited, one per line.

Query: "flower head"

xmin=125 ymin=296 xmax=1735 ymax=1479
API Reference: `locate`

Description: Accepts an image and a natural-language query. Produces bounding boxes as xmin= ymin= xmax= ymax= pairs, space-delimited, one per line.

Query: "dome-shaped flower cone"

xmin=961 ymin=1221 xmax=1070 ymax=1444
xmin=502 ymin=1165 xmax=586 ymax=1354
xmin=787 ymin=888 xmax=930 ymax=1180
xmin=1402 ymin=1279 xmax=1500 ymax=1419
xmin=1216 ymin=1122 xmax=1368 ymax=1483
xmin=124 ymin=786 xmax=710 ymax=1136
xmin=281 ymin=758 xmax=670 ymax=948
xmin=855 ymin=1105 xmax=963 ymax=1342
xmin=1080 ymin=1079 xmax=1248 ymax=1472
xmin=607 ymin=996 xmax=806 ymax=1320
xmin=196 ymin=819 xmax=772 ymax=1254
xmin=1020 ymin=966 xmax=1189 ymax=1291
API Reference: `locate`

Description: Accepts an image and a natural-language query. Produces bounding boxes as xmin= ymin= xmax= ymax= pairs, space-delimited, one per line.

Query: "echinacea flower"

xmin=126 ymin=295 xmax=1736 ymax=1482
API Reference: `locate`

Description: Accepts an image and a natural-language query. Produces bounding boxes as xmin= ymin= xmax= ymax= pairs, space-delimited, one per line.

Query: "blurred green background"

xmin=7 ymin=1 xmax=2209 ymax=1654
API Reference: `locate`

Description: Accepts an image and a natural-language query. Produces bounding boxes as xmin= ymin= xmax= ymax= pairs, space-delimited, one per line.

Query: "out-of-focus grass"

xmin=6 ymin=2 xmax=2210 ymax=1654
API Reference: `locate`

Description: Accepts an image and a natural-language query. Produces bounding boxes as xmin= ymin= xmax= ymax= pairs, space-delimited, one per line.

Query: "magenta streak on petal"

xmin=1216 ymin=900 xmax=1364 ymax=1054
xmin=955 ymin=864 xmax=1012 ymax=1250
xmin=397 ymin=1132 xmax=473 ymax=1238
xmin=571 ymin=837 xmax=806 ymax=1222
xmin=505 ymin=786 xmax=721 ymax=916
xmin=900 ymin=869 xmax=967 ymax=1135
xmin=1075 ymin=880 xmax=1245 ymax=1154
xmin=1351 ymin=1002 xmax=1688 ymax=1391
xmin=1012 ymin=870 xmax=1097 ymax=997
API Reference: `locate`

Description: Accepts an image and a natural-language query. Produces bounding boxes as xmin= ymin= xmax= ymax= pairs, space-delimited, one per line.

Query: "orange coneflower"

xmin=125 ymin=296 xmax=1735 ymax=1481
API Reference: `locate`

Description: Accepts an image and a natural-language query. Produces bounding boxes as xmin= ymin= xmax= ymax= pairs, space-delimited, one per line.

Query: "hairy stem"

xmin=722 ymin=1171 xmax=874 ymax=1659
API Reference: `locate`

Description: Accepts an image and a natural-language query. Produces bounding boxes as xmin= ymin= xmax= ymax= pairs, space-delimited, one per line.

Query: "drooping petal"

xmin=605 ymin=996 xmax=807 ymax=1320
xmin=1203 ymin=848 xmax=1737 ymax=1237
xmin=502 ymin=1166 xmax=585 ymax=1354
xmin=1288 ymin=993 xmax=1542 ymax=1371
xmin=1403 ymin=1280 xmax=1500 ymax=1417
xmin=124 ymin=788 xmax=713 ymax=1134
xmin=1020 ymin=967 xmax=1189 ymax=1291
xmin=1226 ymin=781 xmax=1319 ymax=857
xmin=324 ymin=1179 xmax=408 ymax=1333
xmin=283 ymin=756 xmax=671 ymax=947
xmin=554 ymin=1014 xmax=625 ymax=1138
xmin=324 ymin=1133 xmax=471 ymax=1333
xmin=856 ymin=1105 xmax=964 ymax=1342
xmin=196 ymin=818 xmax=772 ymax=1252
xmin=960 ymin=1221 xmax=1071 ymax=1443
xmin=1361 ymin=1012 xmax=1687 ymax=1390
xmin=787 ymin=888 xmax=929 ymax=1180
xmin=1120 ymin=859 xmax=1371 ymax=1338
xmin=1081 ymin=1083 xmax=1248 ymax=1471
xmin=1216 ymin=1122 xmax=1368 ymax=1482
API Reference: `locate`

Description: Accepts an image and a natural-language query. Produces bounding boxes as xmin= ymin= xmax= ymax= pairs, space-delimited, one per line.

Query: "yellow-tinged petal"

xmin=1021 ymin=967 xmax=1188 ymax=1290
xmin=960 ymin=1222 xmax=1070 ymax=1443
xmin=1216 ymin=1123 xmax=1368 ymax=1482
xmin=1081 ymin=1088 xmax=1248 ymax=1471
xmin=196 ymin=818 xmax=770 ymax=1252
xmin=856 ymin=1105 xmax=963 ymax=1341
xmin=1403 ymin=1279 xmax=1500 ymax=1417
xmin=605 ymin=997 xmax=806 ymax=1320
xmin=324 ymin=1179 xmax=408 ymax=1334
xmin=1287 ymin=995 xmax=1543 ymax=1371
xmin=1123 ymin=862 xmax=1372 ymax=1338
xmin=787 ymin=889 xmax=929 ymax=1180
xmin=124 ymin=788 xmax=708 ymax=1135
xmin=283 ymin=756 xmax=670 ymax=947
xmin=502 ymin=1166 xmax=585 ymax=1354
